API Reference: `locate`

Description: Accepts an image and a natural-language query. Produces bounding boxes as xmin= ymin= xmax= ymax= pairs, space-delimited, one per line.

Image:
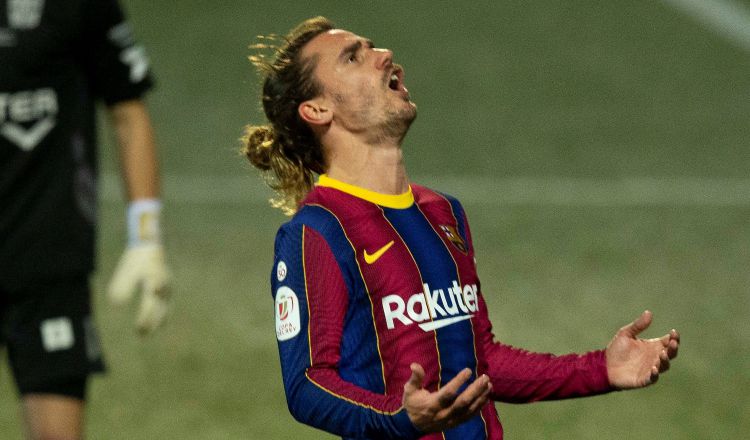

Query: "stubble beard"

xmin=366 ymin=102 xmax=417 ymax=145
xmin=339 ymin=88 xmax=418 ymax=145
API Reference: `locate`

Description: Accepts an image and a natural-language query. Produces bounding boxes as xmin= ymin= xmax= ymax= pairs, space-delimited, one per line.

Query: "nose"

xmin=373 ymin=48 xmax=393 ymax=70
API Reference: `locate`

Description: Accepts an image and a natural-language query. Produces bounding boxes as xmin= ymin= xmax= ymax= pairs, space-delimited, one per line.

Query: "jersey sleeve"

xmin=271 ymin=221 xmax=422 ymax=439
xmin=473 ymin=293 xmax=612 ymax=403
xmin=79 ymin=0 xmax=153 ymax=104
xmin=456 ymin=203 xmax=613 ymax=403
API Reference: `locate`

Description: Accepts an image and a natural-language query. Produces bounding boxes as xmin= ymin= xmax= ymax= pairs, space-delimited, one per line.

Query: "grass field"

xmin=2 ymin=0 xmax=749 ymax=438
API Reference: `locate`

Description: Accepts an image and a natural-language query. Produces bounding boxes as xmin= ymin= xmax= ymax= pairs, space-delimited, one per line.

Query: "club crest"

xmin=440 ymin=225 xmax=467 ymax=253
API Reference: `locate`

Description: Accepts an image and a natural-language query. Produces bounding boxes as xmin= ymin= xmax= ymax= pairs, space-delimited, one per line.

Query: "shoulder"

xmin=288 ymin=202 xmax=344 ymax=235
xmin=274 ymin=203 xmax=349 ymax=252
xmin=412 ymin=183 xmax=461 ymax=204
xmin=411 ymin=184 xmax=467 ymax=220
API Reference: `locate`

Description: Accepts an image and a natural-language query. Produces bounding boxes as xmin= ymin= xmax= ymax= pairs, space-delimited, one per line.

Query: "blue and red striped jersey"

xmin=271 ymin=175 xmax=612 ymax=440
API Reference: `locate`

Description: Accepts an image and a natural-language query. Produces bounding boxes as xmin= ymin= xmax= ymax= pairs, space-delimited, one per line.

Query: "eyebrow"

xmin=338 ymin=39 xmax=375 ymax=62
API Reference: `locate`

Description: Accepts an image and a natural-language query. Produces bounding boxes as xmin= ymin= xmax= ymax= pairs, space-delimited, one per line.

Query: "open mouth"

xmin=387 ymin=66 xmax=406 ymax=93
xmin=388 ymin=74 xmax=399 ymax=91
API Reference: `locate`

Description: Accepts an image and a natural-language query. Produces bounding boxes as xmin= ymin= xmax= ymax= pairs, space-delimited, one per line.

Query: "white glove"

xmin=107 ymin=199 xmax=171 ymax=334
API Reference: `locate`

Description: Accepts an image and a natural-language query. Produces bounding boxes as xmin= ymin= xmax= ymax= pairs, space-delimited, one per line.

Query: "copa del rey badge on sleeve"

xmin=275 ymin=286 xmax=300 ymax=341
xmin=275 ymin=261 xmax=301 ymax=341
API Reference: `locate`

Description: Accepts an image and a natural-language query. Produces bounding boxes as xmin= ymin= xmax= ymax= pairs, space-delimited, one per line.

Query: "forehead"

xmin=301 ymin=29 xmax=365 ymax=65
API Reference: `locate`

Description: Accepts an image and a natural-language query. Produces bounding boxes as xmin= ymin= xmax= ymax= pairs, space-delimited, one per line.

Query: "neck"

xmin=323 ymin=132 xmax=409 ymax=195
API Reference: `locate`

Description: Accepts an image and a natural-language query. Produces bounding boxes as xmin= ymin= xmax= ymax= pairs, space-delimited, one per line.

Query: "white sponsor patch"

xmin=275 ymin=286 xmax=300 ymax=341
xmin=276 ymin=260 xmax=287 ymax=282
xmin=382 ymin=281 xmax=478 ymax=331
xmin=40 ymin=317 xmax=74 ymax=352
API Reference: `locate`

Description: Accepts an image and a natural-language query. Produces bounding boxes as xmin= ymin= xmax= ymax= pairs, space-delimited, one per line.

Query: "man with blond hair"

xmin=243 ymin=16 xmax=680 ymax=440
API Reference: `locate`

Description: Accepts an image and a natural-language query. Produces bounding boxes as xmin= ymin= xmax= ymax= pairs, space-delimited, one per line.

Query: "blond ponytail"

xmin=241 ymin=124 xmax=315 ymax=216
xmin=242 ymin=17 xmax=334 ymax=215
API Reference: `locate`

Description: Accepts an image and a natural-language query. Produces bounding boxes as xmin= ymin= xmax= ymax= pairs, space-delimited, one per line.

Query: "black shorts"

xmin=0 ymin=275 xmax=105 ymax=397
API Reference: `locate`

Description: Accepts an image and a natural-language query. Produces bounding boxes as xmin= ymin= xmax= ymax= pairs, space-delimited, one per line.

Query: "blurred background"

xmin=2 ymin=0 xmax=748 ymax=438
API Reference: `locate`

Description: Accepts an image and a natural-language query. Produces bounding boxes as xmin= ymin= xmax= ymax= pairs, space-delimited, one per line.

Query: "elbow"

xmin=285 ymin=394 xmax=309 ymax=424
xmin=283 ymin=375 xmax=314 ymax=425
xmin=286 ymin=400 xmax=306 ymax=424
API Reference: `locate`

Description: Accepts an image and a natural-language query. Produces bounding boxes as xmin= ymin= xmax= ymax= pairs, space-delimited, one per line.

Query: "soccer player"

xmin=242 ymin=17 xmax=680 ymax=439
xmin=0 ymin=0 xmax=170 ymax=438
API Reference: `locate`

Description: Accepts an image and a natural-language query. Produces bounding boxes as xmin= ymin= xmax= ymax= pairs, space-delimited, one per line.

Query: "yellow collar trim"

xmin=317 ymin=174 xmax=414 ymax=209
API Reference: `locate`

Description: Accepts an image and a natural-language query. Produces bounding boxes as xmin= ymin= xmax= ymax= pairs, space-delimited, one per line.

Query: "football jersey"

xmin=271 ymin=175 xmax=612 ymax=439
xmin=0 ymin=0 xmax=153 ymax=290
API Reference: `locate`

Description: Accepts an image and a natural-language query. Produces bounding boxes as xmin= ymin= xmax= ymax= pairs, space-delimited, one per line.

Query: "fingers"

xmin=657 ymin=349 xmax=670 ymax=373
xmin=650 ymin=329 xmax=677 ymax=383
xmin=136 ymin=295 xmax=168 ymax=334
xmin=435 ymin=368 xmax=472 ymax=407
xmin=648 ymin=365 xmax=659 ymax=385
xmin=404 ymin=363 xmax=426 ymax=395
xmin=619 ymin=310 xmax=653 ymax=338
xmin=667 ymin=329 xmax=680 ymax=359
xmin=438 ymin=389 xmax=457 ymax=407
xmin=438 ymin=373 xmax=491 ymax=428
xmin=669 ymin=328 xmax=680 ymax=343
xmin=107 ymin=245 xmax=171 ymax=334
xmin=107 ymin=250 xmax=140 ymax=304
xmin=403 ymin=366 xmax=492 ymax=433
xmin=657 ymin=328 xmax=680 ymax=359
xmin=646 ymin=345 xmax=673 ymax=386
xmin=136 ymin=281 xmax=170 ymax=335
xmin=466 ymin=378 xmax=492 ymax=414
xmin=451 ymin=374 xmax=491 ymax=415
xmin=667 ymin=339 xmax=679 ymax=359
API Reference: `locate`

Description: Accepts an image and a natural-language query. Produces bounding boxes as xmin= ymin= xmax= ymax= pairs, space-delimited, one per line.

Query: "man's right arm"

xmin=272 ymin=222 xmax=421 ymax=439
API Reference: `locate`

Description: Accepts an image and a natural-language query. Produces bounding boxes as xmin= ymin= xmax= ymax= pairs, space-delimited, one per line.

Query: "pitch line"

xmin=101 ymin=174 xmax=750 ymax=206
xmin=661 ymin=0 xmax=750 ymax=53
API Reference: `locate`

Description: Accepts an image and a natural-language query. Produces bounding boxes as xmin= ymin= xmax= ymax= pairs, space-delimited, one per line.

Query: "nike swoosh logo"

xmin=363 ymin=240 xmax=394 ymax=264
xmin=418 ymin=315 xmax=474 ymax=331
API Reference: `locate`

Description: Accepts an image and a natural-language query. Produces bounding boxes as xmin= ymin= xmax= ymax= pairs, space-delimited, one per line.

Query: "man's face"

xmin=301 ymin=29 xmax=416 ymax=142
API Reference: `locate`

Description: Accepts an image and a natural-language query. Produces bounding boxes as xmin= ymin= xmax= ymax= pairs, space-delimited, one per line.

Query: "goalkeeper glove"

xmin=107 ymin=199 xmax=171 ymax=334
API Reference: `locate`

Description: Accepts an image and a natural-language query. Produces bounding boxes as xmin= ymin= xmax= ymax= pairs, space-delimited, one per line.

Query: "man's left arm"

xmin=473 ymin=291 xmax=612 ymax=403
xmin=474 ymin=294 xmax=679 ymax=402
xmin=456 ymin=200 xmax=679 ymax=402
xmin=79 ymin=0 xmax=170 ymax=334
xmin=110 ymin=100 xmax=160 ymax=202
xmin=106 ymin=100 xmax=171 ymax=334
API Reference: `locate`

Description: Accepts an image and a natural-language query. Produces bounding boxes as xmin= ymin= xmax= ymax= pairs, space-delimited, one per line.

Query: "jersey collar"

xmin=317 ymin=174 xmax=414 ymax=209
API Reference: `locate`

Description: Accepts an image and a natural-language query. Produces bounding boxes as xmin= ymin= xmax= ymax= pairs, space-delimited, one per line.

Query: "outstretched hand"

xmin=606 ymin=310 xmax=680 ymax=389
xmin=402 ymin=363 xmax=491 ymax=433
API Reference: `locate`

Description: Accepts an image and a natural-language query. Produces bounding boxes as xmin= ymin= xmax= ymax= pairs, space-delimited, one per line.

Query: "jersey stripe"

xmin=411 ymin=190 xmax=487 ymax=440
xmin=302 ymin=204 xmax=389 ymax=394
xmin=380 ymin=208 xmax=444 ymax=393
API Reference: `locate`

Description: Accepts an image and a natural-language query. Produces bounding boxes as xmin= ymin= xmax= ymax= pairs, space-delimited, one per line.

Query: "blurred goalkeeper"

xmin=0 ymin=0 xmax=170 ymax=438
xmin=243 ymin=17 xmax=680 ymax=440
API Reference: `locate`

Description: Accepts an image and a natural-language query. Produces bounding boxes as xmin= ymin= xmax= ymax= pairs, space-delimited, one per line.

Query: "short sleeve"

xmin=79 ymin=0 xmax=154 ymax=105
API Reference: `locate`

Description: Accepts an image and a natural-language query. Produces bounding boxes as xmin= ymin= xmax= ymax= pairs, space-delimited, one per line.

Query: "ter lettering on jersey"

xmin=0 ymin=88 xmax=58 ymax=151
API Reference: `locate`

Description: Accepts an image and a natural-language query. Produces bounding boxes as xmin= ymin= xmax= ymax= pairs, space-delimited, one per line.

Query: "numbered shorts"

xmin=0 ymin=276 xmax=105 ymax=397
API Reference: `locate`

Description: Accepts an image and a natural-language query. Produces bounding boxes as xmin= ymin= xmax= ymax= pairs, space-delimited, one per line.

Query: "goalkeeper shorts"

xmin=0 ymin=275 xmax=105 ymax=399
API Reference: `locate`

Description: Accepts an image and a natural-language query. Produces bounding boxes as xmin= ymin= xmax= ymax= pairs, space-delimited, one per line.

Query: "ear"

xmin=298 ymin=99 xmax=332 ymax=126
